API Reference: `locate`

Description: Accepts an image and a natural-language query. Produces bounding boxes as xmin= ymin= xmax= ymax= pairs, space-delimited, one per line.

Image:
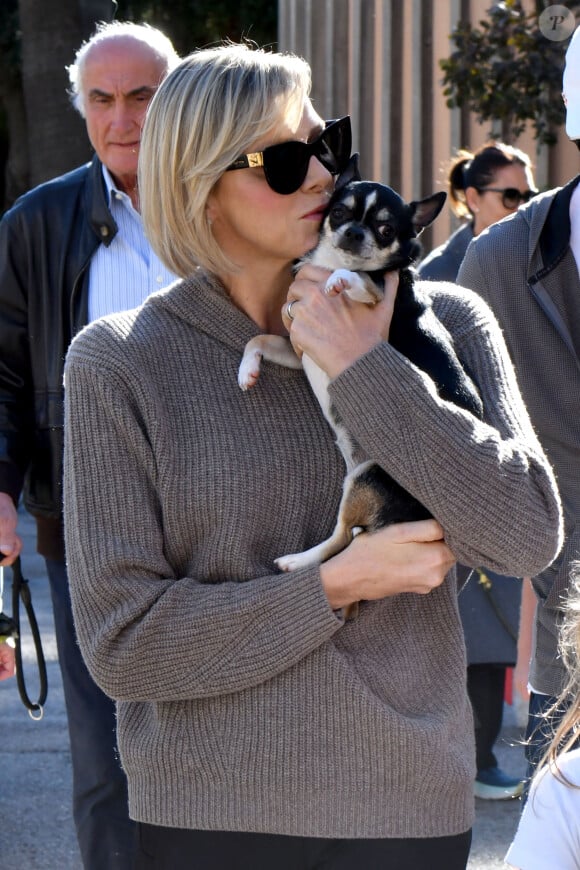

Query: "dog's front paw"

xmin=326 ymin=269 xmax=380 ymax=304
xmin=238 ymin=349 xmax=262 ymax=390
xmin=325 ymin=268 xmax=356 ymax=296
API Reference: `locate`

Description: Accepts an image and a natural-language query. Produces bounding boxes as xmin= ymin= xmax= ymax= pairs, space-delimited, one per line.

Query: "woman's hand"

xmin=319 ymin=519 xmax=456 ymax=611
xmin=281 ymin=264 xmax=399 ymax=379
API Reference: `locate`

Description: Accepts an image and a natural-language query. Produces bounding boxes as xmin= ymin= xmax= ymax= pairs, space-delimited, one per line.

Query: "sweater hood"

xmin=146 ymin=270 xmax=266 ymax=355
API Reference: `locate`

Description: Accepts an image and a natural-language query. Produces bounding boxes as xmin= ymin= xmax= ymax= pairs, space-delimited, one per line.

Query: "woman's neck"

xmin=220 ymin=262 xmax=294 ymax=334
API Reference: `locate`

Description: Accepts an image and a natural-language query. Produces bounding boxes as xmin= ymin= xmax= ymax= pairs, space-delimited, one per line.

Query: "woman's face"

xmin=467 ymin=163 xmax=536 ymax=236
xmin=206 ymin=99 xmax=335 ymax=273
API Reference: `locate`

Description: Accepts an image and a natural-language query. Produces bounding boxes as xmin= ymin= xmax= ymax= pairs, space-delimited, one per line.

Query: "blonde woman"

xmin=62 ymin=44 xmax=561 ymax=869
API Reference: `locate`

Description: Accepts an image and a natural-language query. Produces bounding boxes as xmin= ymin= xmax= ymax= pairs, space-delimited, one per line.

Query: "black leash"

xmin=0 ymin=558 xmax=48 ymax=719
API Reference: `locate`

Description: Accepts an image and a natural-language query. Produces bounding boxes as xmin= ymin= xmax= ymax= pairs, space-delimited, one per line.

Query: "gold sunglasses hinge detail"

xmin=245 ymin=153 xmax=264 ymax=169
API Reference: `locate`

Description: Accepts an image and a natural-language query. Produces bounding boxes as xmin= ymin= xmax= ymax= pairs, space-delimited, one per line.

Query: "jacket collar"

xmin=524 ymin=174 xmax=580 ymax=283
xmin=86 ymin=155 xmax=118 ymax=248
xmin=521 ymin=174 xmax=580 ymax=367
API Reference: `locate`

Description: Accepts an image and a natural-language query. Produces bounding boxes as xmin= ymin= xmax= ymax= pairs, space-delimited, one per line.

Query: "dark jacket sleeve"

xmin=0 ymin=159 xmax=110 ymax=519
xmin=0 ymin=206 xmax=35 ymax=503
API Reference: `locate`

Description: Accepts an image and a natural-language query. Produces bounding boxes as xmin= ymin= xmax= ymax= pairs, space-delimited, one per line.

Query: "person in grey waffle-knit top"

xmin=419 ymin=141 xmax=538 ymax=801
xmin=458 ymin=179 xmax=580 ymax=779
xmin=457 ymin=24 xmax=580 ymax=795
xmin=62 ymin=45 xmax=561 ymax=870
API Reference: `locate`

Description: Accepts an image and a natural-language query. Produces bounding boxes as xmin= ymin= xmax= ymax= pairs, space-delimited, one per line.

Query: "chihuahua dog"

xmin=238 ymin=155 xmax=483 ymax=593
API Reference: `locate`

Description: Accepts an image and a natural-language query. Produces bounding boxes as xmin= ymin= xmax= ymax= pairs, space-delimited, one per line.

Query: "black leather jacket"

xmin=0 ymin=155 xmax=117 ymax=556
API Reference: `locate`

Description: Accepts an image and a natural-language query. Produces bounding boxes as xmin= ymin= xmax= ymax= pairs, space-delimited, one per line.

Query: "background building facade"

xmin=278 ymin=0 xmax=578 ymax=250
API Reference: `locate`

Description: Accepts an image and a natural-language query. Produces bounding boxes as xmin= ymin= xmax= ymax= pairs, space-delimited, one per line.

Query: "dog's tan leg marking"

xmin=338 ymin=474 xmax=387 ymax=535
xmin=238 ymin=335 xmax=301 ymax=390
xmin=274 ymin=461 xmax=379 ymax=572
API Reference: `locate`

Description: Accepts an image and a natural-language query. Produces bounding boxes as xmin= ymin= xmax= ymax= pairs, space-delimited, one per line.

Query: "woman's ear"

xmin=205 ymin=197 xmax=217 ymax=226
xmin=465 ymin=186 xmax=480 ymax=215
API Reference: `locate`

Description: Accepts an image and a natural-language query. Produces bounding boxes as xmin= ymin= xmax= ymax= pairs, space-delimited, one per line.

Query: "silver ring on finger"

xmin=286 ymin=299 xmax=298 ymax=321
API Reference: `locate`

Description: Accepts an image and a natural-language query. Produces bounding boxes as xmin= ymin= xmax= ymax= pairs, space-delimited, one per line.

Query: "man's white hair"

xmin=67 ymin=21 xmax=179 ymax=117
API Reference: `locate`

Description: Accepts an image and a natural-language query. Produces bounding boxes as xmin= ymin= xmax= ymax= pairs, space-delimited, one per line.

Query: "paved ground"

xmin=0 ymin=508 xmax=526 ymax=868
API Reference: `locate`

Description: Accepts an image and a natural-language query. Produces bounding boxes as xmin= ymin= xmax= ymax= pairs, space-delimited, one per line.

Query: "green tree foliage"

xmin=114 ymin=0 xmax=278 ymax=56
xmin=440 ymin=0 xmax=580 ymax=145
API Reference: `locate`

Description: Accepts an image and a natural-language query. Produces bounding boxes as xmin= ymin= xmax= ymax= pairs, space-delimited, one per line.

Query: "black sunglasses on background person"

xmin=475 ymin=186 xmax=538 ymax=209
xmin=226 ymin=116 xmax=352 ymax=195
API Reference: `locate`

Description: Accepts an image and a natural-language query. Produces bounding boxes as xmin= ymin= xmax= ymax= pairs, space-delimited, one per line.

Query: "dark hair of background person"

xmin=446 ymin=141 xmax=533 ymax=220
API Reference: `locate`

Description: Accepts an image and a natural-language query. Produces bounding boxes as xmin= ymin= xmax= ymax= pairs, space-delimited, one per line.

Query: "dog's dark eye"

xmin=377 ymin=222 xmax=394 ymax=242
xmin=329 ymin=204 xmax=352 ymax=224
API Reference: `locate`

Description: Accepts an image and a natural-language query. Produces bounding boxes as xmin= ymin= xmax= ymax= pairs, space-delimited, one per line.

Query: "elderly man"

xmin=0 ymin=21 xmax=179 ymax=869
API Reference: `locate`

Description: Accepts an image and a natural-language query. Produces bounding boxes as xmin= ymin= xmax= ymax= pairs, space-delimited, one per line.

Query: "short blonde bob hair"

xmin=138 ymin=43 xmax=312 ymax=277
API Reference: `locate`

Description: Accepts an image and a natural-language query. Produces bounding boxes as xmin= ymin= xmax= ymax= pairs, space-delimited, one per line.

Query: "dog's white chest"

xmin=302 ymin=354 xmax=357 ymax=472
xmin=302 ymin=354 xmax=331 ymax=416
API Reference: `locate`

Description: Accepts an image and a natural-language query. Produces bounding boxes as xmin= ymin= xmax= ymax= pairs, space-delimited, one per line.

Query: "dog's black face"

xmin=312 ymin=155 xmax=446 ymax=273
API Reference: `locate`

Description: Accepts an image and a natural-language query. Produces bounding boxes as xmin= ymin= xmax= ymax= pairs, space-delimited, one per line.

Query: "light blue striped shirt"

xmin=88 ymin=165 xmax=178 ymax=323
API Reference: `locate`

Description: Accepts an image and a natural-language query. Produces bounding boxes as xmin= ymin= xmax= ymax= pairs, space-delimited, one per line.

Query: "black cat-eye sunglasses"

xmin=476 ymin=186 xmax=538 ymax=209
xmin=226 ymin=115 xmax=352 ymax=195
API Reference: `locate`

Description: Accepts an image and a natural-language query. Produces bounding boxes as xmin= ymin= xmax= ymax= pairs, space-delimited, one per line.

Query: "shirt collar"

xmin=101 ymin=163 xmax=133 ymax=209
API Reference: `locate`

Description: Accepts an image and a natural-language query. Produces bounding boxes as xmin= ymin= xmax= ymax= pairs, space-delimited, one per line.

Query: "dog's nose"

xmin=339 ymin=225 xmax=366 ymax=252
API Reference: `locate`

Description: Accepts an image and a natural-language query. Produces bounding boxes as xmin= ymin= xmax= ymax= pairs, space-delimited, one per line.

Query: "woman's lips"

xmin=302 ymin=206 xmax=327 ymax=221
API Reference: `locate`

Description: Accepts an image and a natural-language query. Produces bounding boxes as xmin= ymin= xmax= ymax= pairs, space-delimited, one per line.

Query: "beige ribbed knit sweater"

xmin=63 ymin=271 xmax=561 ymax=838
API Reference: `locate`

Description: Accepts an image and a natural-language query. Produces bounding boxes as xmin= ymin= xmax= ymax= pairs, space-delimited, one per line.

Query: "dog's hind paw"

xmin=274 ymin=538 xmax=333 ymax=571
xmin=274 ymin=551 xmax=318 ymax=572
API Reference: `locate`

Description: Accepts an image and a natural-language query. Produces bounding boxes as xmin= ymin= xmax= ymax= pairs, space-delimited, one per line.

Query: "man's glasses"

xmin=476 ymin=187 xmax=538 ymax=209
xmin=226 ymin=116 xmax=352 ymax=195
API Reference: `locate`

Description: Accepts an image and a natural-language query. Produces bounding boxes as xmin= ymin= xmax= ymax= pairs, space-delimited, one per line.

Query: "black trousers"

xmin=136 ymin=823 xmax=472 ymax=870
xmin=466 ymin=663 xmax=506 ymax=772
xmin=46 ymin=558 xmax=137 ymax=870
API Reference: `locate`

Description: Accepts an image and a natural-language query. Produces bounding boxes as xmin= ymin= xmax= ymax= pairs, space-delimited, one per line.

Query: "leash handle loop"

xmin=11 ymin=556 xmax=48 ymax=717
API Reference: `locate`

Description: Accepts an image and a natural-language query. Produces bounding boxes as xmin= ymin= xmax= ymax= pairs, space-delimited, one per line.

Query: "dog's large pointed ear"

xmin=334 ymin=153 xmax=362 ymax=192
xmin=410 ymin=191 xmax=447 ymax=235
